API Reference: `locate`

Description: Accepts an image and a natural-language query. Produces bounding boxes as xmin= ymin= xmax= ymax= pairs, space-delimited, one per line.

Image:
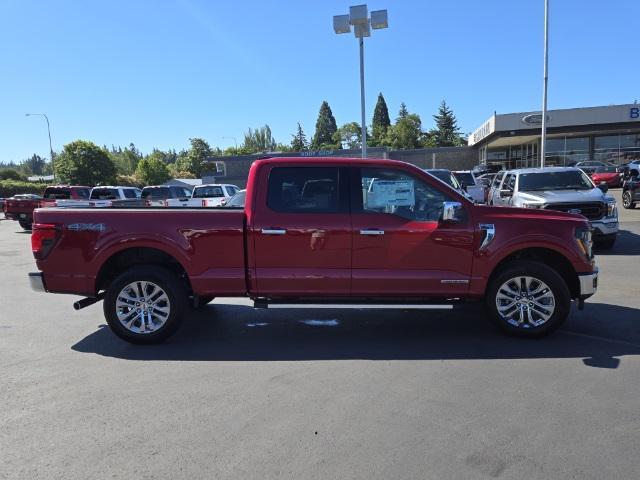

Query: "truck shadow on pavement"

xmin=595 ymin=228 xmax=640 ymax=256
xmin=72 ymin=302 xmax=640 ymax=369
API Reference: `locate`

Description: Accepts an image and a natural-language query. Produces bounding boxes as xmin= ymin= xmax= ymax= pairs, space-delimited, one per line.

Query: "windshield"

xmin=594 ymin=166 xmax=618 ymax=173
xmin=519 ymin=171 xmax=594 ymax=191
xmin=454 ymin=172 xmax=474 ymax=186
xmin=426 ymin=170 xmax=461 ymax=190
xmin=193 ymin=186 xmax=224 ymax=198
xmin=225 ymin=191 xmax=246 ymax=207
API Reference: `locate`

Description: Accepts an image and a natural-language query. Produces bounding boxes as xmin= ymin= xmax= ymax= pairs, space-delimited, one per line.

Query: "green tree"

xmin=0 ymin=169 xmax=23 ymax=180
xmin=398 ymin=102 xmax=409 ymax=119
xmin=109 ymin=143 xmax=142 ymax=175
xmin=241 ymin=125 xmax=277 ymax=153
xmin=290 ymin=122 xmax=309 ymax=151
xmin=312 ymin=101 xmax=338 ymax=149
xmin=184 ymin=138 xmax=213 ymax=177
xmin=383 ymin=105 xmax=423 ymax=150
xmin=432 ymin=100 xmax=465 ymax=147
xmin=371 ymin=93 xmax=391 ymax=146
xmin=333 ymin=122 xmax=363 ymax=150
xmin=136 ymin=156 xmax=170 ymax=185
xmin=56 ymin=140 xmax=116 ymax=185
xmin=21 ymin=154 xmax=46 ymax=175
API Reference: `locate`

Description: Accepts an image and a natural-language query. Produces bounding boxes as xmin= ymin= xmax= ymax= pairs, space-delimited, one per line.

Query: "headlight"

xmin=521 ymin=202 xmax=543 ymax=209
xmin=606 ymin=200 xmax=617 ymax=217
xmin=574 ymin=226 xmax=593 ymax=260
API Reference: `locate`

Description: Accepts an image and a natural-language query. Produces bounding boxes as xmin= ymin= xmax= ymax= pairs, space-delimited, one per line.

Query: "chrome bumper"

xmin=578 ymin=268 xmax=598 ymax=297
xmin=28 ymin=272 xmax=46 ymax=293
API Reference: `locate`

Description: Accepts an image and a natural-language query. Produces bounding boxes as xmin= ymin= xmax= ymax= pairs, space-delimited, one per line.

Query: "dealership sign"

xmin=521 ymin=113 xmax=551 ymax=125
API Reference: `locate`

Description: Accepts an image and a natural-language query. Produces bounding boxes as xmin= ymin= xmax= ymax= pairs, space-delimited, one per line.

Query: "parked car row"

xmin=3 ymin=183 xmax=242 ymax=230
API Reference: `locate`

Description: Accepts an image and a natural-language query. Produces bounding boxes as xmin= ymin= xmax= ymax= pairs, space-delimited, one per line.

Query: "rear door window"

xmin=43 ymin=187 xmax=71 ymax=199
xmin=122 ymin=189 xmax=139 ymax=199
xmin=142 ymin=187 xmax=170 ymax=200
xmin=267 ymin=167 xmax=342 ymax=213
xmin=90 ymin=188 xmax=119 ymax=199
xmin=193 ymin=186 xmax=224 ymax=198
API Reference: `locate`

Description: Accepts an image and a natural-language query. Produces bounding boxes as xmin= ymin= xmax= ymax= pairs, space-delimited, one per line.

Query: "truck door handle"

xmin=360 ymin=229 xmax=385 ymax=236
xmin=261 ymin=228 xmax=287 ymax=235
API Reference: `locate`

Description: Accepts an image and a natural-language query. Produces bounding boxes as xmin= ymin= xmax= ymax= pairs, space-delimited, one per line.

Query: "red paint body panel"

xmin=32 ymin=157 xmax=597 ymax=302
xmin=590 ymin=172 xmax=621 ymax=187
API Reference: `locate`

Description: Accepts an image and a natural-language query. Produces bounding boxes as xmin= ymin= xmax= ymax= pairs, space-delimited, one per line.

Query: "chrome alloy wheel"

xmin=495 ymin=276 xmax=556 ymax=328
xmin=115 ymin=281 xmax=171 ymax=334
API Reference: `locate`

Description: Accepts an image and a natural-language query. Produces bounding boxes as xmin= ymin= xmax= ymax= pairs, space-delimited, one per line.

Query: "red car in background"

xmin=590 ymin=166 xmax=623 ymax=188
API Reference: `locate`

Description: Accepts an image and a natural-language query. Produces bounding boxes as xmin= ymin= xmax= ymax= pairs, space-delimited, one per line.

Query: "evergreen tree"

xmin=185 ymin=138 xmax=213 ymax=177
xmin=312 ymin=101 xmax=338 ymax=149
xmin=290 ymin=122 xmax=308 ymax=151
xmin=398 ymin=102 xmax=409 ymax=119
xmin=432 ymin=100 xmax=464 ymax=147
xmin=371 ymin=93 xmax=391 ymax=146
xmin=241 ymin=125 xmax=277 ymax=153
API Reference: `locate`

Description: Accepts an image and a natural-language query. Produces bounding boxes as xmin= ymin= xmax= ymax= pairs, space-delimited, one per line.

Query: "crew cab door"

xmin=351 ymin=166 xmax=474 ymax=296
xmin=249 ymin=165 xmax=351 ymax=296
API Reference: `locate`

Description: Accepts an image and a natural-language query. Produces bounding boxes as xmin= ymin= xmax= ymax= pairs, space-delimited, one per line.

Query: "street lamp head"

xmin=354 ymin=23 xmax=370 ymax=38
xmin=333 ymin=14 xmax=350 ymax=34
xmin=370 ymin=10 xmax=388 ymax=29
xmin=349 ymin=5 xmax=368 ymax=25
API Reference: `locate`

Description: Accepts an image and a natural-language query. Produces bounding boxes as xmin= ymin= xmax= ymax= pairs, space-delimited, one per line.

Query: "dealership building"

xmin=469 ymin=103 xmax=640 ymax=169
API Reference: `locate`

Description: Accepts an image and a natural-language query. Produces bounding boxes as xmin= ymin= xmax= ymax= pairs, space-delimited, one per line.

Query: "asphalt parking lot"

xmin=2 ymin=191 xmax=640 ymax=480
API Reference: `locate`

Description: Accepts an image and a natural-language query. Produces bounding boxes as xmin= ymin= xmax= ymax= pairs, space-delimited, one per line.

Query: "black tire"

xmin=19 ymin=220 xmax=32 ymax=230
xmin=594 ymin=237 xmax=616 ymax=250
xmin=486 ymin=260 xmax=571 ymax=337
xmin=103 ymin=265 xmax=188 ymax=344
xmin=622 ymin=191 xmax=636 ymax=209
xmin=192 ymin=296 xmax=215 ymax=309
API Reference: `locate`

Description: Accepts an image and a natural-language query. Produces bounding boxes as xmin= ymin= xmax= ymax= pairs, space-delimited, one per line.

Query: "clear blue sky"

xmin=2 ymin=0 xmax=639 ymax=163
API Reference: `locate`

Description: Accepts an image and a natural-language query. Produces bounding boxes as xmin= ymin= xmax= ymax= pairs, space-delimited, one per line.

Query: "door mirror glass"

xmin=441 ymin=201 xmax=462 ymax=222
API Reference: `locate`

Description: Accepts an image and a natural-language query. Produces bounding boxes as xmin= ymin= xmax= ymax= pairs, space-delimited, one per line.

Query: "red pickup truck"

xmin=4 ymin=186 xmax=91 ymax=230
xmin=29 ymin=158 xmax=598 ymax=344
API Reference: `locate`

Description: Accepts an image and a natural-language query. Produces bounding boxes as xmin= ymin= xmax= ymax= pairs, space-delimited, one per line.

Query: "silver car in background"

xmin=488 ymin=167 xmax=618 ymax=249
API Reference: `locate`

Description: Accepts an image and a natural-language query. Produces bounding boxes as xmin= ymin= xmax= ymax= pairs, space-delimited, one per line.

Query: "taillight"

xmin=31 ymin=223 xmax=60 ymax=259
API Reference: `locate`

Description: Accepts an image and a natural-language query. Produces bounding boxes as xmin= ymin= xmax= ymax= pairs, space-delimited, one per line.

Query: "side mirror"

xmin=500 ymin=189 xmax=513 ymax=198
xmin=597 ymin=182 xmax=609 ymax=193
xmin=441 ymin=201 xmax=462 ymax=222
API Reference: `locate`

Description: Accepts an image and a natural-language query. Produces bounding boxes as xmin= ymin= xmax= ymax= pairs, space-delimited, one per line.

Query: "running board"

xmin=254 ymin=302 xmax=454 ymax=310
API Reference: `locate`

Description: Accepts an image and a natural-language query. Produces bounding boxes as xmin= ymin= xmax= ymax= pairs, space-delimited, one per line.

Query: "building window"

xmin=213 ymin=161 xmax=226 ymax=176
xmin=545 ymin=136 xmax=588 ymax=166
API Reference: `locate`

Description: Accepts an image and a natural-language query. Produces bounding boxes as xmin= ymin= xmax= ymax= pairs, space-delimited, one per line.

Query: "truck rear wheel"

xmin=19 ymin=220 xmax=32 ymax=230
xmin=103 ymin=266 xmax=188 ymax=344
xmin=486 ymin=260 xmax=570 ymax=337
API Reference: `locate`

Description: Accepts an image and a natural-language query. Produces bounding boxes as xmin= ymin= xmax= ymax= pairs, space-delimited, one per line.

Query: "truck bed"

xmin=33 ymin=207 xmax=247 ymax=297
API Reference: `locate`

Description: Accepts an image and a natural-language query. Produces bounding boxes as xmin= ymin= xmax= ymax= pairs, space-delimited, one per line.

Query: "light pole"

xmin=334 ymin=5 xmax=388 ymax=159
xmin=221 ymin=136 xmax=238 ymax=151
xmin=540 ymin=0 xmax=549 ymax=168
xmin=26 ymin=113 xmax=55 ymax=181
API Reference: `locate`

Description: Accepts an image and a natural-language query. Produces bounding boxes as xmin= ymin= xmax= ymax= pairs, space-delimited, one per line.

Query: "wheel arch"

xmin=487 ymin=247 xmax=580 ymax=298
xmin=95 ymin=246 xmax=192 ymax=295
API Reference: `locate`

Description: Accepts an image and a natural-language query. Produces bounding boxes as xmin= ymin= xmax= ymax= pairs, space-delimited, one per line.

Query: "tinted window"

xmin=43 ymin=187 xmax=71 ymax=199
xmin=360 ymin=168 xmax=453 ymax=222
xmin=193 ymin=186 xmax=224 ymax=198
xmin=75 ymin=188 xmax=90 ymax=199
xmin=519 ymin=171 xmax=593 ymax=191
xmin=142 ymin=187 xmax=170 ymax=200
xmin=122 ymin=189 xmax=139 ymax=199
xmin=454 ymin=172 xmax=475 ymax=186
xmin=267 ymin=167 xmax=340 ymax=213
xmin=492 ymin=172 xmax=504 ymax=188
xmin=90 ymin=188 xmax=118 ymax=199
xmin=226 ymin=186 xmax=237 ymax=196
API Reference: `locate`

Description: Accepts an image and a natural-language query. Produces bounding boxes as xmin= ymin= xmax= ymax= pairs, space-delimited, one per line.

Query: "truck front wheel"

xmin=486 ymin=260 xmax=571 ymax=337
xmin=103 ymin=266 xmax=188 ymax=344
